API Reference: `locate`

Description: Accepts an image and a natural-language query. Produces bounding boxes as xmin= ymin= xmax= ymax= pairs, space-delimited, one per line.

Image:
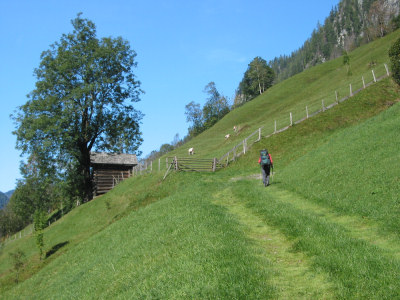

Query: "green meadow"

xmin=1 ymin=30 xmax=399 ymax=299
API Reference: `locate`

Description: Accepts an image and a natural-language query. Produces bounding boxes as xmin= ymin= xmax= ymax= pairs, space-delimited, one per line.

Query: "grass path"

xmin=215 ymin=174 xmax=400 ymax=298
xmin=232 ymin=173 xmax=400 ymax=261
xmin=214 ymin=185 xmax=335 ymax=299
xmin=267 ymin=186 xmax=400 ymax=261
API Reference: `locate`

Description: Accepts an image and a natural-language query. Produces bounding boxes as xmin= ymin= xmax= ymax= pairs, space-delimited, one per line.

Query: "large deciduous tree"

xmin=13 ymin=14 xmax=143 ymax=202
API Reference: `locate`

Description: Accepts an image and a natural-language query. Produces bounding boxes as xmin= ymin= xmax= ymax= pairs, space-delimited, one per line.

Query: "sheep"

xmin=188 ymin=147 xmax=194 ymax=155
xmin=225 ymin=134 xmax=230 ymax=139
xmin=233 ymin=125 xmax=237 ymax=132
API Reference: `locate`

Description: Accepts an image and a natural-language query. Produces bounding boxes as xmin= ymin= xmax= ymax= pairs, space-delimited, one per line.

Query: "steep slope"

xmin=3 ymin=86 xmax=399 ymax=297
xmin=224 ymin=94 xmax=400 ymax=298
xmin=1 ymin=30 xmax=399 ymax=298
xmin=279 ymin=97 xmax=400 ymax=236
xmin=165 ymin=30 xmax=399 ymax=161
xmin=270 ymin=0 xmax=400 ymax=82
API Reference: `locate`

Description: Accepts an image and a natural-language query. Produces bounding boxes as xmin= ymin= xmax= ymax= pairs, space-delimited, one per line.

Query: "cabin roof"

xmin=90 ymin=152 xmax=138 ymax=166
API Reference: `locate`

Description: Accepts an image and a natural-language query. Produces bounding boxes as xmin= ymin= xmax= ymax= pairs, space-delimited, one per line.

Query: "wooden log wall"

xmin=93 ymin=166 xmax=132 ymax=195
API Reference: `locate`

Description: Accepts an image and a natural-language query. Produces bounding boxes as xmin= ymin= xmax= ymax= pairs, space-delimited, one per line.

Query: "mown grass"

xmin=230 ymin=181 xmax=400 ymax=299
xmin=278 ymin=92 xmax=400 ymax=237
xmin=1 ymin=30 xmax=399 ymax=299
xmin=2 ymin=173 xmax=275 ymax=299
xmin=217 ymin=78 xmax=400 ymax=298
xmin=213 ymin=187 xmax=337 ymax=299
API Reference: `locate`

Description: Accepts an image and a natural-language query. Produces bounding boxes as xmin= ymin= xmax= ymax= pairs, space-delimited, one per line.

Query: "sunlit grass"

xmin=3 ymin=173 xmax=275 ymax=299
xmin=230 ymin=181 xmax=400 ymax=299
xmin=1 ymin=30 xmax=400 ymax=299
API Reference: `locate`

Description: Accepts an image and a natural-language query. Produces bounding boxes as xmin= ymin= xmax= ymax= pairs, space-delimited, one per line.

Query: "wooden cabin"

xmin=90 ymin=152 xmax=138 ymax=196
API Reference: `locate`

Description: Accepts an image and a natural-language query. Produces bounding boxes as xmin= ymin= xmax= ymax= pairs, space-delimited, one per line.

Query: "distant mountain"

xmin=0 ymin=192 xmax=8 ymax=210
xmin=5 ymin=190 xmax=14 ymax=199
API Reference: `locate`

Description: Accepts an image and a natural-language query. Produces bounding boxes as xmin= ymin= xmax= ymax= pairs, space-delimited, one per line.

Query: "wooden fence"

xmin=162 ymin=157 xmax=223 ymax=179
xmin=133 ymin=63 xmax=390 ymax=178
xmin=218 ymin=127 xmax=262 ymax=165
xmin=2 ymin=225 xmax=34 ymax=246
xmin=170 ymin=157 xmax=222 ymax=172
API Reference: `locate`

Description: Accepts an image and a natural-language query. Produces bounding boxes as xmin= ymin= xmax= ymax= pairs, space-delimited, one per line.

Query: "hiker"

xmin=258 ymin=149 xmax=273 ymax=187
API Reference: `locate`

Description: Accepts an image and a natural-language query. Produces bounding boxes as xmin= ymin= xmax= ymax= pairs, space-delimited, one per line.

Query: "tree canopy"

xmin=235 ymin=57 xmax=275 ymax=105
xmin=202 ymin=82 xmax=230 ymax=129
xmin=12 ymin=14 xmax=143 ymax=203
xmin=185 ymin=82 xmax=230 ymax=138
xmin=389 ymin=36 xmax=400 ymax=86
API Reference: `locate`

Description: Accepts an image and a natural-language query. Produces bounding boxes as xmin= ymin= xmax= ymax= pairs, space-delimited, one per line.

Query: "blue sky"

xmin=0 ymin=0 xmax=340 ymax=192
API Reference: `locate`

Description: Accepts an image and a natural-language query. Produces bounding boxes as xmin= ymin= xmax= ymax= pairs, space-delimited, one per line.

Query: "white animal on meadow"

xmin=188 ymin=147 xmax=194 ymax=155
xmin=233 ymin=125 xmax=237 ymax=132
xmin=225 ymin=134 xmax=230 ymax=139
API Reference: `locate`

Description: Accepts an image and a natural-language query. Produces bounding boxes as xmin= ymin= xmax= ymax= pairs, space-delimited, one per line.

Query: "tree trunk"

xmin=83 ymin=150 xmax=93 ymax=202
xmin=78 ymin=143 xmax=93 ymax=202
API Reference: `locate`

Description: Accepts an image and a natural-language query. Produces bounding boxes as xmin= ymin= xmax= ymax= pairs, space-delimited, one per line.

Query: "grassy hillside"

xmin=1 ymin=31 xmax=399 ymax=298
xmin=164 ymin=30 xmax=398 ymax=161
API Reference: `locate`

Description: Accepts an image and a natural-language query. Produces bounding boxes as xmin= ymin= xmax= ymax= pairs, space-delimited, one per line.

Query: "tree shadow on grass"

xmin=48 ymin=210 xmax=64 ymax=225
xmin=46 ymin=241 xmax=69 ymax=258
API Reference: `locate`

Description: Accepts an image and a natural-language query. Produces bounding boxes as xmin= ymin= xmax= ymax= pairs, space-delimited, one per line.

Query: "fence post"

xmin=212 ymin=158 xmax=217 ymax=172
xmin=306 ymin=106 xmax=309 ymax=119
xmin=372 ymin=69 xmax=376 ymax=82
xmin=384 ymin=63 xmax=389 ymax=76
xmin=362 ymin=76 xmax=365 ymax=89
xmin=243 ymin=139 xmax=246 ymax=155
xmin=290 ymin=113 xmax=293 ymax=126
xmin=274 ymin=120 xmax=277 ymax=133
xmin=150 ymin=161 xmax=153 ymax=172
xmin=174 ymin=156 xmax=178 ymax=171
xmin=322 ymin=100 xmax=325 ymax=112
xmin=335 ymin=91 xmax=338 ymax=103
xmin=349 ymin=84 xmax=353 ymax=96
xmin=258 ymin=128 xmax=261 ymax=141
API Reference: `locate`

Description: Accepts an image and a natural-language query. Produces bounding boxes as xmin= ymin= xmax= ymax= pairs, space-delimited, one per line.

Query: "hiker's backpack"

xmin=260 ymin=150 xmax=271 ymax=166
